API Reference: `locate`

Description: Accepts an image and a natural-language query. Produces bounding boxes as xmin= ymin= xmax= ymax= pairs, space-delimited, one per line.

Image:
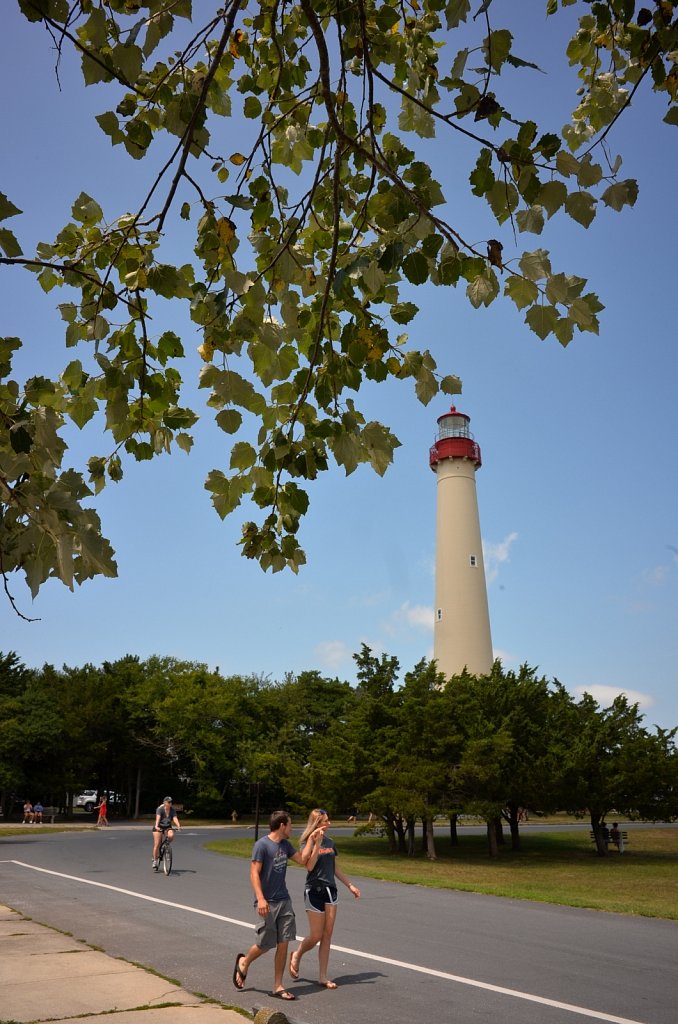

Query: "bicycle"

xmin=155 ymin=831 xmax=174 ymax=875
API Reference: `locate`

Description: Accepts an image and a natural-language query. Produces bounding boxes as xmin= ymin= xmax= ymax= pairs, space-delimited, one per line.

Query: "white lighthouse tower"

xmin=429 ymin=406 xmax=493 ymax=678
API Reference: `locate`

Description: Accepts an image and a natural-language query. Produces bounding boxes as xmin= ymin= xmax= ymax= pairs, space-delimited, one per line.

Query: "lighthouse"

xmin=429 ymin=406 xmax=493 ymax=678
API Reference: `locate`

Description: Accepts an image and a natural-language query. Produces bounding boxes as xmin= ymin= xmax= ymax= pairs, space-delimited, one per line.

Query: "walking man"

xmin=232 ymin=810 xmax=323 ymax=1001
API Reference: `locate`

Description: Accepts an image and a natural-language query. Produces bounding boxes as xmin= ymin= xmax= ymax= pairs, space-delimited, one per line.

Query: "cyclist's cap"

xmin=163 ymin=796 xmax=173 ymax=803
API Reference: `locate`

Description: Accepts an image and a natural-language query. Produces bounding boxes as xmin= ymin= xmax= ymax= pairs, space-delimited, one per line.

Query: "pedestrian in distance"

xmin=289 ymin=808 xmax=361 ymax=989
xmin=95 ymin=795 xmax=109 ymax=827
xmin=32 ymin=801 xmax=44 ymax=824
xmin=22 ymin=800 xmax=33 ymax=824
xmin=610 ymin=822 xmax=625 ymax=853
xmin=232 ymin=810 xmax=322 ymax=1002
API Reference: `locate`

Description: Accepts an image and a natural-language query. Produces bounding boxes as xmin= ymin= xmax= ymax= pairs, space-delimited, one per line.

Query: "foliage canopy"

xmin=1 ymin=0 xmax=676 ymax=606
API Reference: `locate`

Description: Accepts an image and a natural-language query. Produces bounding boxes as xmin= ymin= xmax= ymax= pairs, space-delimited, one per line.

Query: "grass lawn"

xmin=205 ymin=827 xmax=678 ymax=920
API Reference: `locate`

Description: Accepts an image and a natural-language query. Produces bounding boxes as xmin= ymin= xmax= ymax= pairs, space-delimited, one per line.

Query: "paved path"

xmin=0 ymin=904 xmax=248 ymax=1024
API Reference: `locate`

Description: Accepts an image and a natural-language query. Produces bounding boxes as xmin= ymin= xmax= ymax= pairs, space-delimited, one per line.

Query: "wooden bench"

xmin=40 ymin=806 xmax=61 ymax=823
xmin=589 ymin=829 xmax=628 ymax=851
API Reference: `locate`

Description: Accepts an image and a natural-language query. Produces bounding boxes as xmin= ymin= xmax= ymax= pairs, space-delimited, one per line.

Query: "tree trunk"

xmin=394 ymin=813 xmax=407 ymax=853
xmin=384 ymin=815 xmax=397 ymax=854
xmin=590 ymin=811 xmax=609 ymax=857
xmin=134 ymin=766 xmax=141 ymax=819
xmin=449 ymin=813 xmax=459 ymax=847
xmin=486 ymin=818 xmax=499 ymax=858
xmin=406 ymin=816 xmax=416 ymax=856
xmin=494 ymin=816 xmax=504 ymax=846
xmin=507 ymin=802 xmax=521 ymax=852
xmin=424 ymin=816 xmax=437 ymax=860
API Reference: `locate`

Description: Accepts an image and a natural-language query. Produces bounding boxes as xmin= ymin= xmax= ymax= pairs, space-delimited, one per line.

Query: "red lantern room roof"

xmin=429 ymin=406 xmax=482 ymax=470
xmin=436 ymin=405 xmax=470 ymax=426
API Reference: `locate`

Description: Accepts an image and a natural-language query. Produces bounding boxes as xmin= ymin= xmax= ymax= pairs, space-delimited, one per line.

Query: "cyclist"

xmin=152 ymin=796 xmax=181 ymax=869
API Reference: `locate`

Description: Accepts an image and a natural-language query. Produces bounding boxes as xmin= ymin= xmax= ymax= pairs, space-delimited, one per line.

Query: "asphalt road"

xmin=1 ymin=826 xmax=676 ymax=1024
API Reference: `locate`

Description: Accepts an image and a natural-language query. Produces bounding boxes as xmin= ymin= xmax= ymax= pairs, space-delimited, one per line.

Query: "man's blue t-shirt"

xmin=252 ymin=835 xmax=296 ymax=902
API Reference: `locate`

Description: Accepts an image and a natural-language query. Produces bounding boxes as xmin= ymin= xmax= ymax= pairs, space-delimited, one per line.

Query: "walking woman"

xmin=288 ymin=808 xmax=361 ymax=989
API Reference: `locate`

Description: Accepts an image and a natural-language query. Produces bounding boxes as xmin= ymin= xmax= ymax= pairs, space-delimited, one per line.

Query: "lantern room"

xmin=429 ymin=406 xmax=482 ymax=470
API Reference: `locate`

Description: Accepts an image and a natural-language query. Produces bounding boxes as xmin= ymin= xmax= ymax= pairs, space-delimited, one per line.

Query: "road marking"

xmin=6 ymin=860 xmax=648 ymax=1024
xmin=7 ymin=860 xmax=255 ymax=930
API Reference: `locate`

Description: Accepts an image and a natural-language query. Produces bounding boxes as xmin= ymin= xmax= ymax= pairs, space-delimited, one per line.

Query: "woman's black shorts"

xmin=304 ymin=884 xmax=338 ymax=912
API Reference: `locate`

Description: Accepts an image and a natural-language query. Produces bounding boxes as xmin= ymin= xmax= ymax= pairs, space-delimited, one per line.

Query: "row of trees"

xmin=1 ymin=648 xmax=676 ymax=856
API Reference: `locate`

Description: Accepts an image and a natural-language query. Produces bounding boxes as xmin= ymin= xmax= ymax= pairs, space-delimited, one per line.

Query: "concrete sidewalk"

xmin=0 ymin=905 xmax=252 ymax=1024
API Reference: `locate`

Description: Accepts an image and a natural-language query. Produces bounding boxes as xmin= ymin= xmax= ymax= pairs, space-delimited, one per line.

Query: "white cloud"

xmin=642 ymin=565 xmax=669 ymax=586
xmin=386 ymin=601 xmax=434 ymax=634
xmin=483 ymin=531 xmax=518 ymax=585
xmin=314 ymin=640 xmax=352 ymax=670
xmin=573 ymin=683 xmax=655 ymax=711
xmin=402 ymin=602 xmax=434 ymax=631
xmin=492 ymin=647 xmax=517 ymax=666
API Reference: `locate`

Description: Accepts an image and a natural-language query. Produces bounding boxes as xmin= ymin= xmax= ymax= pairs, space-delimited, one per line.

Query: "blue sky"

xmin=1 ymin=2 xmax=677 ymax=730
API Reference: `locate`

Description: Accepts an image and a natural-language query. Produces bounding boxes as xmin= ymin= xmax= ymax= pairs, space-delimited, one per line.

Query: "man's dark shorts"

xmin=255 ymin=898 xmax=296 ymax=950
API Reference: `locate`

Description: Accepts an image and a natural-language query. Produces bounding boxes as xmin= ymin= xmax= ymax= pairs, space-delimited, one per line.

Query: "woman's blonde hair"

xmin=299 ymin=807 xmax=328 ymax=846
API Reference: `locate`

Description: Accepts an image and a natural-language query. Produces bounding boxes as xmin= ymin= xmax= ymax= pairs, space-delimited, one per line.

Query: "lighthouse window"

xmin=437 ymin=608 xmax=442 ymax=621
xmin=469 ymin=555 xmax=478 ymax=567
xmin=439 ymin=419 xmax=470 ymax=440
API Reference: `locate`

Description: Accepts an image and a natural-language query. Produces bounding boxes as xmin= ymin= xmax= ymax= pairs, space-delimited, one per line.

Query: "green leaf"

xmin=601 ymin=180 xmax=638 ymax=211
xmin=147 ymin=264 xmax=194 ymax=299
xmin=96 ymin=111 xmax=124 ymax=144
xmin=230 ymin=441 xmax=257 ymax=471
xmin=157 ymin=331 xmax=185 ymax=364
xmin=440 ymin=375 xmax=463 ymax=396
xmin=553 ymin=318 xmax=575 ymax=347
xmin=402 ymin=252 xmax=430 ymax=285
xmin=519 ymin=249 xmax=552 ymax=282
xmin=76 ymin=524 xmax=118 ymax=579
xmin=61 ymin=359 xmax=84 ymax=390
xmin=244 ymin=95 xmax=262 ymax=118
xmin=330 ymin=431 xmax=362 ymax=475
xmin=576 ymin=156 xmax=603 ymax=187
xmin=362 ymin=261 xmax=386 ymax=295
xmin=68 ymin=394 xmax=98 ymax=429
xmin=484 ymin=29 xmax=513 ymax=73
xmin=538 ymin=180 xmax=567 ymax=218
xmin=505 ymin=275 xmax=539 ymax=310
xmin=215 ymin=409 xmax=243 ymax=434
xmin=568 ymin=295 xmax=602 ymax=333
xmin=72 ymin=192 xmax=103 ymax=226
xmin=361 ymin=421 xmax=400 ymax=476
xmin=525 ymin=304 xmax=558 ymax=340
xmin=205 ymin=470 xmax=248 ymax=518
xmin=564 ymin=191 xmax=596 ymax=227
xmin=0 ymin=228 xmax=23 ymax=257
xmin=175 ymin=432 xmax=194 ymax=454
xmin=467 ymin=271 xmax=499 ymax=308
xmin=111 ymin=43 xmax=143 ymax=84
xmin=391 ymin=302 xmax=419 ymax=324
xmin=516 ymin=206 xmax=545 ymax=234
xmin=555 ymin=152 xmax=580 ymax=178
xmin=446 ymin=0 xmax=471 ymax=30
xmin=415 ymin=366 xmax=439 ymax=405
xmin=486 ymin=180 xmax=519 ymax=224
xmin=81 ymin=51 xmax=114 ymax=86
xmin=163 ymin=405 xmax=198 ymax=430
xmin=0 ymin=193 xmax=22 ymax=221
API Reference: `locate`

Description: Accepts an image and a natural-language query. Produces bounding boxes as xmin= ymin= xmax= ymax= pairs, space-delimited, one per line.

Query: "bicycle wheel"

xmin=162 ymin=839 xmax=173 ymax=875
